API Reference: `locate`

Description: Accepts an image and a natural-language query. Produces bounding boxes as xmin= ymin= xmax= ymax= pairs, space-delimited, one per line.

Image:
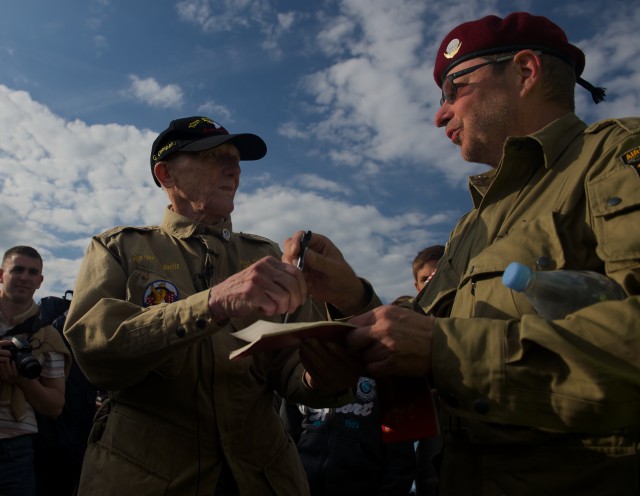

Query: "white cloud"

xmin=277 ymin=121 xmax=309 ymax=140
xmin=292 ymin=174 xmax=351 ymax=196
xmin=0 ymin=84 xmax=453 ymax=303
xmin=277 ymin=12 xmax=296 ymax=31
xmin=175 ymin=0 xmax=296 ymax=59
xmin=233 ymin=185 xmax=454 ymax=301
xmin=291 ymin=0 xmax=476 ymax=183
xmin=125 ymin=75 xmax=184 ymax=108
xmin=197 ymin=100 xmax=232 ymax=121
xmin=574 ymin=4 xmax=640 ymax=122
xmin=94 ymin=34 xmax=109 ymax=51
xmin=316 ymin=16 xmax=356 ymax=57
xmin=286 ymin=0 xmax=640 ymax=188
xmin=3 ymin=0 xmax=639 ymax=306
xmin=0 ymin=84 xmax=167 ymax=297
xmin=176 ymin=0 xmax=262 ymax=32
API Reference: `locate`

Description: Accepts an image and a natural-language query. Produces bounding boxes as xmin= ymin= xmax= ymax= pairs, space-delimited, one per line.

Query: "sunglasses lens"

xmin=441 ymin=79 xmax=455 ymax=106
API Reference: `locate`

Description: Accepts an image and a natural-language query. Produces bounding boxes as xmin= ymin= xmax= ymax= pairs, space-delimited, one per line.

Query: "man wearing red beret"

xmin=282 ymin=12 xmax=640 ymax=496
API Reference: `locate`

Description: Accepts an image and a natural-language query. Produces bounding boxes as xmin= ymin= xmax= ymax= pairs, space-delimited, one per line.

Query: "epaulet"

xmin=238 ymin=232 xmax=279 ymax=248
xmin=585 ymin=118 xmax=640 ymax=135
xmin=99 ymin=225 xmax=160 ymax=239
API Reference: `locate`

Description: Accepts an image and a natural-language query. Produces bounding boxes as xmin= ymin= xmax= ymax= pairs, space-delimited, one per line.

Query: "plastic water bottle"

xmin=502 ymin=262 xmax=626 ymax=320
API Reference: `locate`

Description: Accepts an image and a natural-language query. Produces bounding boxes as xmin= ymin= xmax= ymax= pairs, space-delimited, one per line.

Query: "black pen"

xmin=283 ymin=230 xmax=312 ymax=323
xmin=296 ymin=230 xmax=312 ymax=270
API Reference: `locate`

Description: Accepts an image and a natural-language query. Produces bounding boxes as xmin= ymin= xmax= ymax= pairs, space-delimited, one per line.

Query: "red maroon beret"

xmin=433 ymin=12 xmax=586 ymax=86
xmin=433 ymin=12 xmax=605 ymax=104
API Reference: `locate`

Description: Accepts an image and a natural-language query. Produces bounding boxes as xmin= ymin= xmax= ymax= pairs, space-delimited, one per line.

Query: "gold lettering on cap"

xmin=154 ymin=141 xmax=178 ymax=161
xmin=188 ymin=117 xmax=216 ymax=129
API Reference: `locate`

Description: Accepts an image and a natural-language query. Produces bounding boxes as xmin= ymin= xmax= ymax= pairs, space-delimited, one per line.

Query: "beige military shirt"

xmin=65 ymin=207 xmax=352 ymax=496
xmin=418 ymin=114 xmax=640 ymax=495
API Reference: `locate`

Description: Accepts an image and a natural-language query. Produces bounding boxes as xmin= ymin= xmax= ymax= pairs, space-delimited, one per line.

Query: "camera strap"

xmin=3 ymin=313 xmax=41 ymax=339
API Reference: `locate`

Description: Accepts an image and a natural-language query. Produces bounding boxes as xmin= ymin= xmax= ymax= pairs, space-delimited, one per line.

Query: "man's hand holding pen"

xmin=283 ymin=230 xmax=435 ymax=383
xmin=283 ymin=230 xmax=312 ymax=323
xmin=282 ymin=230 xmax=368 ymax=393
xmin=282 ymin=231 xmax=369 ymax=317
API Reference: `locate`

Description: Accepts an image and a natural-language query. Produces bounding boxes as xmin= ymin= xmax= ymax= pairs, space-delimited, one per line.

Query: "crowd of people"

xmin=1 ymin=10 xmax=639 ymax=496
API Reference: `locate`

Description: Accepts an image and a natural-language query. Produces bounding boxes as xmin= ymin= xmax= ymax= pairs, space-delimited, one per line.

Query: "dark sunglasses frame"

xmin=439 ymin=53 xmax=518 ymax=106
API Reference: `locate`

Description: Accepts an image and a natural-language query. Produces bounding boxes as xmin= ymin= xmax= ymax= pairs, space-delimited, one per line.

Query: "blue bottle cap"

xmin=502 ymin=262 xmax=532 ymax=292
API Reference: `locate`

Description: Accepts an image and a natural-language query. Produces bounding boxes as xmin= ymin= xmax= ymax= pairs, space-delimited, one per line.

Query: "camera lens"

xmin=14 ymin=352 xmax=41 ymax=379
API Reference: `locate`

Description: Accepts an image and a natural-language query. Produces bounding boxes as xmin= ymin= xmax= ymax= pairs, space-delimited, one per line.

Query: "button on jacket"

xmin=418 ymin=114 xmax=640 ymax=495
xmin=64 ymin=207 xmax=353 ymax=496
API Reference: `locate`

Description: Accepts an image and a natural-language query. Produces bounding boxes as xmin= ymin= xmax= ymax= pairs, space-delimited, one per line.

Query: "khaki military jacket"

xmin=418 ymin=114 xmax=640 ymax=495
xmin=64 ymin=207 xmax=352 ymax=496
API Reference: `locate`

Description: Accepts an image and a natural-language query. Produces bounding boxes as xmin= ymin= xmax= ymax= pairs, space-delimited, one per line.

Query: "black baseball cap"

xmin=149 ymin=116 xmax=267 ymax=186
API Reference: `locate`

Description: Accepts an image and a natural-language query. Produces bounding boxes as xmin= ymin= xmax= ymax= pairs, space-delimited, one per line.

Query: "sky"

xmin=1 ymin=0 xmax=639 ymax=304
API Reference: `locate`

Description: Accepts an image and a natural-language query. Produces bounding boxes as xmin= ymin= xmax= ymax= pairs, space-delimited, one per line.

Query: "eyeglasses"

xmin=439 ymin=54 xmax=516 ymax=106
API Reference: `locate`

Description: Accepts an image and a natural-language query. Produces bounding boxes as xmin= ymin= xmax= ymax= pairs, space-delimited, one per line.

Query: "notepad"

xmin=228 ymin=319 xmax=356 ymax=360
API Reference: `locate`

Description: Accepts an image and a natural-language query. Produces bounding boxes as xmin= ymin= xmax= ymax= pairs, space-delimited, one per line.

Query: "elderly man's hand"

xmin=345 ymin=305 xmax=435 ymax=378
xmin=282 ymin=231 xmax=368 ymax=316
xmin=207 ymin=256 xmax=307 ymax=322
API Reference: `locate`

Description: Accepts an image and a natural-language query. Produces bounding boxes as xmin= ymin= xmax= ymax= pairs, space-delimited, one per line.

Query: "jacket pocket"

xmin=455 ymin=211 xmax=567 ymax=319
xmin=589 ymin=166 xmax=640 ymax=267
xmin=78 ymin=441 xmax=170 ymax=495
xmin=125 ymin=267 xmax=191 ymax=377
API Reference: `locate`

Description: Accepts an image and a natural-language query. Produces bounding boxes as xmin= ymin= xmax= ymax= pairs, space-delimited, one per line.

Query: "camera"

xmin=1 ymin=336 xmax=41 ymax=379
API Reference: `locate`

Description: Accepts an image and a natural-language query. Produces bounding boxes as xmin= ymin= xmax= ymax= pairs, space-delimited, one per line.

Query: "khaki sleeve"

xmin=432 ymin=303 xmax=640 ymax=433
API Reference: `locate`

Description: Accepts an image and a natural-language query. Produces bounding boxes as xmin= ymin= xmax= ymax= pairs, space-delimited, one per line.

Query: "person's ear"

xmin=153 ymin=161 xmax=175 ymax=188
xmin=512 ymin=50 xmax=542 ymax=97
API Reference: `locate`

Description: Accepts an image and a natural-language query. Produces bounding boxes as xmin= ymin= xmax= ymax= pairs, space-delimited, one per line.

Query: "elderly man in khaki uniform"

xmin=64 ymin=116 xmax=372 ymax=495
xmin=282 ymin=12 xmax=640 ymax=496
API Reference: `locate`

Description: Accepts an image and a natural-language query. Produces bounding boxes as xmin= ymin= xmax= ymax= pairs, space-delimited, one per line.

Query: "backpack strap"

xmin=3 ymin=313 xmax=41 ymax=338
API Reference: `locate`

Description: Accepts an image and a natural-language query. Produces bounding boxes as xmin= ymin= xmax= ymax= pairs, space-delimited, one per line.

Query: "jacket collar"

xmin=469 ymin=113 xmax=587 ymax=205
xmin=160 ymin=206 xmax=234 ymax=240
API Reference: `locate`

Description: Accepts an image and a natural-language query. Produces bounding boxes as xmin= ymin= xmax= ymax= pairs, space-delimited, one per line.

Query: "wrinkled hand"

xmin=208 ymin=256 xmax=307 ymax=322
xmin=301 ymin=338 xmax=364 ymax=393
xmin=282 ymin=231 xmax=367 ymax=316
xmin=345 ymin=305 xmax=434 ymax=378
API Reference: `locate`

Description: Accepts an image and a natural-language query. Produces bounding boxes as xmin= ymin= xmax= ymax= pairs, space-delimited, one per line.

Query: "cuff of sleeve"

xmin=431 ymin=316 xmax=506 ymax=419
xmin=325 ymin=278 xmax=381 ymax=321
xmin=162 ymin=291 xmax=229 ymax=345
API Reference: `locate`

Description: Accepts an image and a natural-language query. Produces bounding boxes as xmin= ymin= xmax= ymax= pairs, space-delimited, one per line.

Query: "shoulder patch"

xmin=620 ymin=145 xmax=640 ymax=169
xmin=143 ymin=280 xmax=179 ymax=307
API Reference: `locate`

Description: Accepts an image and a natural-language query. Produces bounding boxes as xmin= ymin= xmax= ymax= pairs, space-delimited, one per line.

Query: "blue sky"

xmin=1 ymin=0 xmax=639 ymax=303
